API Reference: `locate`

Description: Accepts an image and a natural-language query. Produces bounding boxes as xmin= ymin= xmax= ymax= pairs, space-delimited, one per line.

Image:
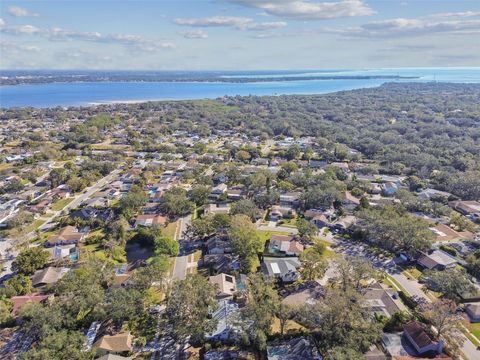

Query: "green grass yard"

xmin=81 ymin=243 xmax=127 ymax=264
xmin=277 ymin=217 xmax=298 ymax=227
xmin=467 ymin=323 xmax=480 ymax=343
xmin=383 ymin=275 xmax=405 ymax=293
xmin=24 ymin=219 xmax=47 ymax=234
xmin=51 ymin=198 xmax=74 ymax=211
xmin=163 ymin=221 xmax=179 ymax=240
xmin=256 ymin=230 xmax=290 ymax=245
xmin=317 ymin=239 xmax=336 ymax=259
xmin=402 ymin=266 xmax=423 ymax=280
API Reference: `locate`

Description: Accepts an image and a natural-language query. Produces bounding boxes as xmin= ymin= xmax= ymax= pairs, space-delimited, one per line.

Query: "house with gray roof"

xmin=261 ymin=257 xmax=301 ymax=283
xmin=465 ymin=302 xmax=480 ymax=323
xmin=267 ymin=337 xmax=321 ymax=360
xmin=363 ymin=282 xmax=406 ymax=317
xmin=417 ymin=249 xmax=457 ymax=270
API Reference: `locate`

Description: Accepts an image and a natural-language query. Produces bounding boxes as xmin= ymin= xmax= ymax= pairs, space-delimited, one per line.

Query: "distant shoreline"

xmin=0 ymin=75 xmax=418 ymax=86
xmin=2 ymin=68 xmax=479 ymax=108
xmin=2 ymin=81 xmax=479 ymax=109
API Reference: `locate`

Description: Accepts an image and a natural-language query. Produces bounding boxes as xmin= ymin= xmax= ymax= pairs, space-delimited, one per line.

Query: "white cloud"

xmin=428 ymin=11 xmax=480 ymax=19
xmin=175 ymin=16 xmax=252 ymax=28
xmin=56 ymin=49 xmax=112 ymax=63
xmin=179 ymin=29 xmax=208 ymax=39
xmin=0 ymin=20 xmax=175 ymax=51
xmin=245 ymin=21 xmax=287 ymax=30
xmin=2 ymin=23 xmax=41 ymax=35
xmin=7 ymin=6 xmax=39 ymax=17
xmin=325 ymin=11 xmax=480 ymax=38
xmin=226 ymin=0 xmax=375 ymax=20
xmin=174 ymin=16 xmax=287 ymax=31
xmin=0 ymin=40 xmax=40 ymax=54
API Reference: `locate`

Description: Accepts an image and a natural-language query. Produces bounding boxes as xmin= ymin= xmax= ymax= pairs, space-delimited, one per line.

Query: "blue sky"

xmin=0 ymin=0 xmax=479 ymax=70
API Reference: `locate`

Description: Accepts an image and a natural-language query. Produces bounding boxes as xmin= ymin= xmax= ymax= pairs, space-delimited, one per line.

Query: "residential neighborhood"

xmin=0 ymin=86 xmax=480 ymax=360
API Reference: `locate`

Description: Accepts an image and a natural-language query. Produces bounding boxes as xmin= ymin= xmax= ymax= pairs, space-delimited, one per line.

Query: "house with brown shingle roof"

xmin=403 ymin=321 xmax=444 ymax=356
xmin=44 ymin=226 xmax=85 ymax=247
xmin=31 ymin=266 xmax=69 ymax=287
xmin=267 ymin=235 xmax=304 ymax=256
xmin=134 ymin=214 xmax=167 ymax=228
xmin=11 ymin=293 xmax=52 ymax=314
xmin=97 ymin=355 xmax=132 ymax=360
xmin=429 ymin=223 xmax=474 ymax=242
xmin=93 ymin=331 xmax=133 ymax=356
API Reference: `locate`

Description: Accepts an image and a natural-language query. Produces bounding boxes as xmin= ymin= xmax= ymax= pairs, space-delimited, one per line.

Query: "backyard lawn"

xmin=163 ymin=221 xmax=179 ymax=240
xmin=82 ymin=243 xmax=127 ymax=264
xmin=271 ymin=317 xmax=306 ymax=334
xmin=24 ymin=219 xmax=47 ymax=234
xmin=256 ymin=230 xmax=290 ymax=245
xmin=51 ymin=198 xmax=74 ymax=211
xmin=317 ymin=239 xmax=336 ymax=259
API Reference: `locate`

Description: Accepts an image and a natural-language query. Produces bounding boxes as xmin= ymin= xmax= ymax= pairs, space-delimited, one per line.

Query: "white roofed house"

xmin=47 ymin=243 xmax=79 ymax=262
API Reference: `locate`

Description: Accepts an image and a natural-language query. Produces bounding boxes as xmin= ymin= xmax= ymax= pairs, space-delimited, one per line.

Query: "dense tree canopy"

xmin=12 ymin=247 xmax=50 ymax=275
xmin=165 ymin=274 xmax=218 ymax=345
xmin=357 ymin=205 xmax=433 ymax=256
xmin=228 ymin=215 xmax=263 ymax=273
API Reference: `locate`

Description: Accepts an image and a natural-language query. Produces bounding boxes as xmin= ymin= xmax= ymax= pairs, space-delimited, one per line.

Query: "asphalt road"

xmin=256 ymin=222 xmax=299 ymax=234
xmin=172 ymin=214 xmax=192 ymax=281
